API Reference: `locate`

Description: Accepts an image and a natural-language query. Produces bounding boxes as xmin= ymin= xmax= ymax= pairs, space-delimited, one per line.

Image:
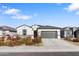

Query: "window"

xmin=22 ymin=29 xmax=26 ymax=35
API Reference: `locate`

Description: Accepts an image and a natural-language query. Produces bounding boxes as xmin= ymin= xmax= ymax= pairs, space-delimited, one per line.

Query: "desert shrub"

xmin=0 ymin=37 xmax=4 ymax=46
xmin=64 ymin=37 xmax=72 ymax=41
xmin=0 ymin=36 xmax=42 ymax=46
xmin=15 ymin=38 xmax=25 ymax=46
xmin=33 ymin=37 xmax=42 ymax=44
xmin=25 ymin=37 xmax=33 ymax=45
xmin=0 ymin=39 xmax=4 ymax=46
xmin=6 ymin=35 xmax=22 ymax=46
xmin=3 ymin=39 xmax=23 ymax=46
xmin=38 ymin=37 xmax=42 ymax=43
xmin=3 ymin=40 xmax=15 ymax=47
xmin=14 ymin=35 xmax=21 ymax=40
xmin=73 ymin=38 xmax=79 ymax=42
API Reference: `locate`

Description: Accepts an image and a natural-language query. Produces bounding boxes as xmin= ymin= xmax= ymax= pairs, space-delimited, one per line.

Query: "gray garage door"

xmin=41 ymin=31 xmax=57 ymax=38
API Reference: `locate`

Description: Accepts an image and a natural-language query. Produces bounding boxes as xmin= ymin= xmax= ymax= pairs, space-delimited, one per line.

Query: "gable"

xmin=16 ymin=25 xmax=33 ymax=30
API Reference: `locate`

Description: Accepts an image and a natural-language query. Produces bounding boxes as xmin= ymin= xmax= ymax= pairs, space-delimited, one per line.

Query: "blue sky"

xmin=0 ymin=3 xmax=79 ymax=27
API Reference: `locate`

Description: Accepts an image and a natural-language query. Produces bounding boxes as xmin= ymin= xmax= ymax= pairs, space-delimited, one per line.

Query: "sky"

xmin=0 ymin=3 xmax=79 ymax=28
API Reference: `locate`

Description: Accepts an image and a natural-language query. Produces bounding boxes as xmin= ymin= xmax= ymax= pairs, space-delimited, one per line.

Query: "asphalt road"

xmin=0 ymin=52 xmax=79 ymax=56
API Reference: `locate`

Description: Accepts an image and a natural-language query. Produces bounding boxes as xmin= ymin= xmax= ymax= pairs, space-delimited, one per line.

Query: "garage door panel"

xmin=41 ymin=31 xmax=57 ymax=38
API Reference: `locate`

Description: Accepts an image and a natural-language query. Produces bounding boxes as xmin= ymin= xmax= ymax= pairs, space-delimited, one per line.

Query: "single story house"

xmin=32 ymin=25 xmax=61 ymax=39
xmin=0 ymin=26 xmax=16 ymax=37
xmin=17 ymin=24 xmax=61 ymax=39
xmin=61 ymin=27 xmax=77 ymax=38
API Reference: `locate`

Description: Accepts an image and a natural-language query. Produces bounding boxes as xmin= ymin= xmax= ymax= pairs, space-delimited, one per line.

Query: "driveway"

xmin=42 ymin=38 xmax=79 ymax=51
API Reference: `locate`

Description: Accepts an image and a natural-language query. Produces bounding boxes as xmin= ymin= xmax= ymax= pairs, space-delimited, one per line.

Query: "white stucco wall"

xmin=32 ymin=25 xmax=39 ymax=31
xmin=4 ymin=31 xmax=10 ymax=35
xmin=38 ymin=29 xmax=61 ymax=39
xmin=17 ymin=25 xmax=33 ymax=36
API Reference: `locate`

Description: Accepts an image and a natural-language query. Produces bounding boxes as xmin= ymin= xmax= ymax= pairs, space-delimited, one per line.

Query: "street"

xmin=0 ymin=52 xmax=79 ymax=56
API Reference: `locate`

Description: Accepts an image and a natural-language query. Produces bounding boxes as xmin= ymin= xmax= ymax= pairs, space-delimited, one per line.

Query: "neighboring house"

xmin=74 ymin=28 xmax=79 ymax=38
xmin=0 ymin=26 xmax=16 ymax=37
xmin=16 ymin=24 xmax=34 ymax=38
xmin=0 ymin=27 xmax=4 ymax=37
xmin=61 ymin=27 xmax=73 ymax=38
xmin=61 ymin=27 xmax=77 ymax=38
xmin=32 ymin=25 xmax=61 ymax=39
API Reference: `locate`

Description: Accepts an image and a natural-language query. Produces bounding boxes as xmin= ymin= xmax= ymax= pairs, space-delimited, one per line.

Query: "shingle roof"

xmin=63 ymin=27 xmax=78 ymax=30
xmin=0 ymin=27 xmax=3 ymax=30
xmin=37 ymin=25 xmax=61 ymax=29
xmin=0 ymin=26 xmax=16 ymax=32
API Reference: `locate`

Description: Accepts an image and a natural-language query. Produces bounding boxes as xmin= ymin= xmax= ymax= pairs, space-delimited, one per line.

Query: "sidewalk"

xmin=0 ymin=45 xmax=79 ymax=52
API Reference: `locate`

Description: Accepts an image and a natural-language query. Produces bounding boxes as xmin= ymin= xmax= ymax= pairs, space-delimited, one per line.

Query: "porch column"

xmin=57 ymin=30 xmax=60 ymax=39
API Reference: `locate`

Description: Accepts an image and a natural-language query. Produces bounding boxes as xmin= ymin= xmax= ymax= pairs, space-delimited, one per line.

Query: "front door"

xmin=34 ymin=30 xmax=38 ymax=38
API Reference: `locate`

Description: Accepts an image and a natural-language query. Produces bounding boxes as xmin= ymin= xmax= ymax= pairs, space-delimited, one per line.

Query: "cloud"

xmin=64 ymin=3 xmax=79 ymax=11
xmin=64 ymin=3 xmax=79 ymax=16
xmin=0 ymin=5 xmax=33 ymax=20
xmin=11 ymin=14 xmax=32 ymax=20
xmin=3 ymin=8 xmax=20 ymax=15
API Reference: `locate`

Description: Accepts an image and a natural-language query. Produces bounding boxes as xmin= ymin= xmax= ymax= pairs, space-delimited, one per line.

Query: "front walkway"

xmin=0 ymin=39 xmax=79 ymax=52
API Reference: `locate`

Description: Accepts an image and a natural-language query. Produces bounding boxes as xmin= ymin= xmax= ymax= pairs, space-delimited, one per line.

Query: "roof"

xmin=0 ymin=27 xmax=3 ymax=30
xmin=16 ymin=24 xmax=32 ymax=29
xmin=75 ymin=28 xmax=79 ymax=31
xmin=37 ymin=25 xmax=61 ymax=29
xmin=63 ymin=27 xmax=78 ymax=30
xmin=0 ymin=26 xmax=16 ymax=32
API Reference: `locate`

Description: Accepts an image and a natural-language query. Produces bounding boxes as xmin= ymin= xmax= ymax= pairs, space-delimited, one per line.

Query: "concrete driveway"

xmin=42 ymin=38 xmax=79 ymax=51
